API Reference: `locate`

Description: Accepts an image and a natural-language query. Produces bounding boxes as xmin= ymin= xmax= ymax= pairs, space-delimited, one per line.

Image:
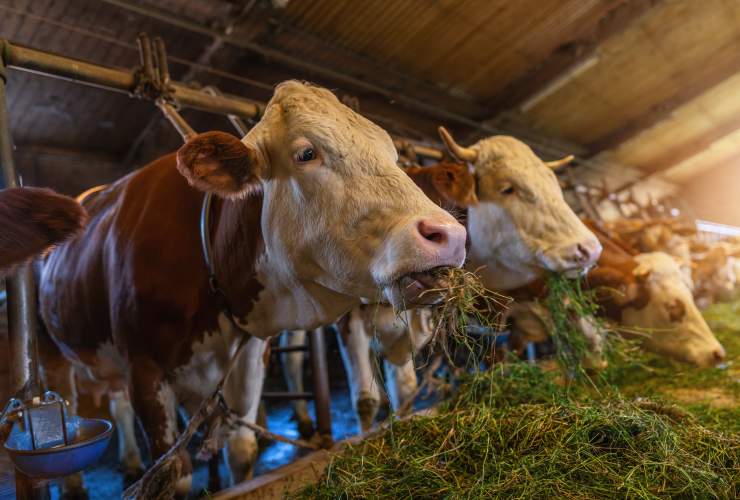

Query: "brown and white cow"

xmin=0 ymin=187 xmax=86 ymax=275
xmin=510 ymin=221 xmax=726 ymax=368
xmin=36 ymin=81 xmax=466 ymax=495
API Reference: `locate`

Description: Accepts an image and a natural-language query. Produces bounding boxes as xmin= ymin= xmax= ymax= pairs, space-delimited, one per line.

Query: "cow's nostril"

xmin=576 ymin=243 xmax=589 ymax=262
xmin=713 ymin=349 xmax=726 ymax=362
xmin=417 ymin=220 xmax=447 ymax=245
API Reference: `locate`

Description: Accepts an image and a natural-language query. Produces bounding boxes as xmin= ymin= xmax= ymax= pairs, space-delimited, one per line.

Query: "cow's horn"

xmin=545 ymin=155 xmax=575 ymax=170
xmin=438 ymin=126 xmax=478 ymax=162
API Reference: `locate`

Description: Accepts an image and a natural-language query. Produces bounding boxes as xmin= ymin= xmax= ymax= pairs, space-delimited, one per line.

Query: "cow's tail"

xmin=0 ymin=187 xmax=87 ymax=273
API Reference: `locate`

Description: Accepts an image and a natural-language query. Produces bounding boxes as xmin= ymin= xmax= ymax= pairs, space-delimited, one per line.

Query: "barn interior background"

xmin=1 ymin=0 xmax=739 ymax=498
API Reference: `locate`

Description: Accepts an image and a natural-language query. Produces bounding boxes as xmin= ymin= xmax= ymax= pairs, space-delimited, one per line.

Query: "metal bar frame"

xmin=0 ymin=39 xmax=448 ymax=161
xmin=308 ymin=328 xmax=332 ymax=445
xmin=0 ymin=45 xmax=48 ymax=500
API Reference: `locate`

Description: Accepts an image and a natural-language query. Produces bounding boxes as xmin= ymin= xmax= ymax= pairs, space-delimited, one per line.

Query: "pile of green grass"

xmin=298 ymin=294 xmax=740 ymax=499
xmin=298 ymin=365 xmax=738 ymax=499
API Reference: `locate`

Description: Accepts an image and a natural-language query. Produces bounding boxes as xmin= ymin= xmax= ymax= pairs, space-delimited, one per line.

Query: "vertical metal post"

xmin=308 ymin=327 xmax=332 ymax=447
xmin=0 ymin=50 xmax=48 ymax=500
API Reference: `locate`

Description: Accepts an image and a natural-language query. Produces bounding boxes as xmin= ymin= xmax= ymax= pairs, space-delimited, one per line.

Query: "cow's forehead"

xmin=637 ymin=252 xmax=686 ymax=283
xmin=472 ymin=136 xmax=555 ymax=182
xmin=268 ymin=80 xmax=397 ymax=162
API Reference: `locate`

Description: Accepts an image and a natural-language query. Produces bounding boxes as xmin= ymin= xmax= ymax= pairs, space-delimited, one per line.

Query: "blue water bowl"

xmin=4 ymin=416 xmax=114 ymax=479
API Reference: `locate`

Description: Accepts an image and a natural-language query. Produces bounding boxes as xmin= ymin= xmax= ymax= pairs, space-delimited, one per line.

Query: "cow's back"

xmin=39 ymin=154 xmax=216 ymax=368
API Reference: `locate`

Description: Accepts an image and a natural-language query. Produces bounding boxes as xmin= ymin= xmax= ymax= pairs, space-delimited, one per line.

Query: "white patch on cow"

xmin=171 ymin=313 xmax=243 ymax=408
xmin=109 ymin=390 xmax=144 ymax=474
xmin=175 ymin=474 xmax=192 ymax=497
xmin=95 ymin=340 xmax=129 ymax=382
xmin=621 ymin=252 xmax=725 ymax=367
xmin=156 ymin=382 xmax=178 ymax=446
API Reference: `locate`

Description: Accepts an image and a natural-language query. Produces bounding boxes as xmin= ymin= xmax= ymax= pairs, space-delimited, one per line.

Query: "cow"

xmin=35 ymin=81 xmax=466 ymax=497
xmin=691 ymin=244 xmax=737 ymax=308
xmin=284 ymin=129 xmax=605 ymax=433
xmin=509 ymin=221 xmax=726 ymax=368
xmin=0 ymin=187 xmax=86 ymax=275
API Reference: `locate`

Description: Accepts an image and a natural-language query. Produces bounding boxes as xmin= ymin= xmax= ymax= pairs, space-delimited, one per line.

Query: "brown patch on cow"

xmin=578 ymin=220 xmax=651 ymax=320
xmin=404 ymin=162 xmax=477 ymax=213
xmin=0 ymin=187 xmax=86 ymax=274
xmin=39 ymin=149 xmax=267 ymax=466
xmin=176 ymin=131 xmax=260 ymax=198
xmin=666 ymin=298 xmax=686 ymax=322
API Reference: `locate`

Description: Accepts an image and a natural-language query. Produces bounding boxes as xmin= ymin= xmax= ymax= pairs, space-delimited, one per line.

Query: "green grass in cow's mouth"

xmin=420 ymin=266 xmax=511 ymax=365
xmin=295 ymin=363 xmax=739 ymax=499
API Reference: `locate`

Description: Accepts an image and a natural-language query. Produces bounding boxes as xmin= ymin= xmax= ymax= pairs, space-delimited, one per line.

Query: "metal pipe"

xmin=2 ymin=40 xmax=264 ymax=120
xmin=203 ymin=86 xmax=252 ymax=137
xmin=309 ymin=327 xmax=332 ymax=446
xmin=0 ymin=48 xmax=48 ymax=500
xmin=136 ymin=33 xmax=157 ymax=88
xmin=156 ymin=100 xmax=197 ymax=141
xmin=2 ymin=39 xmax=453 ymax=162
xmin=261 ymin=392 xmax=314 ymax=401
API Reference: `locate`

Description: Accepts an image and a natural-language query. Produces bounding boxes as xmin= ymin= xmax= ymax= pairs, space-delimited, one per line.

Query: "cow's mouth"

xmin=562 ymin=266 xmax=591 ymax=279
xmin=383 ymin=267 xmax=452 ymax=309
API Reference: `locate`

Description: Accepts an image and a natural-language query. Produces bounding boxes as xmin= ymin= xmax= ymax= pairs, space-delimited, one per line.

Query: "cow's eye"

xmin=296 ymin=148 xmax=316 ymax=163
xmin=500 ymin=184 xmax=515 ymax=195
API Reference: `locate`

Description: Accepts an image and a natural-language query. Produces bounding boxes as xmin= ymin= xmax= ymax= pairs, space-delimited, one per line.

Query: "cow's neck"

xmin=211 ymin=196 xmax=357 ymax=337
xmin=464 ymin=203 xmax=542 ymax=290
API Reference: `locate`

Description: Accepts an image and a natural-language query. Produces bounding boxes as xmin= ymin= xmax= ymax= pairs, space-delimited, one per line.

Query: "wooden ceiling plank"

xmin=476 ymin=0 xmax=660 ymax=121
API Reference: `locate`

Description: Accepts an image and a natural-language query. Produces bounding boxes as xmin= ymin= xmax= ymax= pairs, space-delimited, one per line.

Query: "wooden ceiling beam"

xmin=475 ymin=0 xmax=660 ymax=122
xmin=636 ymin=116 xmax=740 ymax=174
xmin=100 ymin=0 xmax=480 ymax=126
xmin=586 ymin=58 xmax=740 ymax=155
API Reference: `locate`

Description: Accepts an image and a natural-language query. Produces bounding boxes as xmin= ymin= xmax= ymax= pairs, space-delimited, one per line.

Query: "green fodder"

xmin=423 ymin=267 xmax=511 ymax=365
xmin=299 ymin=370 xmax=739 ymax=499
xmin=543 ymin=272 xmax=607 ymax=380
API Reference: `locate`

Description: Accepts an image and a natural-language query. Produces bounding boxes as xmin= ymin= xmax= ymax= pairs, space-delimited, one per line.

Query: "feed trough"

xmin=2 ymin=392 xmax=113 ymax=479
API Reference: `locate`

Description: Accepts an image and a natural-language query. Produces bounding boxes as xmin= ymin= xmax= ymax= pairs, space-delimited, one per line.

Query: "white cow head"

xmin=439 ymin=127 xmax=601 ymax=290
xmin=177 ymin=82 xmax=465 ymax=319
xmin=621 ymin=252 xmax=725 ymax=367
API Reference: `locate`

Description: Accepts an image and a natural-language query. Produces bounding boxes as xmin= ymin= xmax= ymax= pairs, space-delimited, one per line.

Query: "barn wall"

xmin=679 ymin=160 xmax=740 ymax=227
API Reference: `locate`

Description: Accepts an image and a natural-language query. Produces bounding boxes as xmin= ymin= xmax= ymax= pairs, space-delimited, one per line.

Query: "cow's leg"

xmin=130 ymin=358 xmax=192 ymax=498
xmin=383 ymin=357 xmax=417 ymax=416
xmin=279 ymin=330 xmax=314 ymax=438
xmin=223 ymin=336 xmax=267 ymax=484
xmin=338 ymin=309 xmax=380 ymax=433
xmin=109 ymin=390 xmax=145 ymax=484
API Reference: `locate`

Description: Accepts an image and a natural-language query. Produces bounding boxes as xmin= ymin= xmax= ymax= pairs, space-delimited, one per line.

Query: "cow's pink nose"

xmin=569 ymin=238 xmax=602 ymax=268
xmin=414 ymin=218 xmax=466 ymax=266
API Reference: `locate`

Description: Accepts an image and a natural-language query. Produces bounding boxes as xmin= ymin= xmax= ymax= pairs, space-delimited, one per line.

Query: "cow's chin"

xmin=382 ymin=268 xmax=451 ymax=309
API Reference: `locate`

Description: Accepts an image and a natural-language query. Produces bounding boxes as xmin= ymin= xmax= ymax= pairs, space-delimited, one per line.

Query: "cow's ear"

xmin=176 ymin=131 xmax=262 ymax=198
xmin=633 ymin=263 xmax=651 ymax=281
